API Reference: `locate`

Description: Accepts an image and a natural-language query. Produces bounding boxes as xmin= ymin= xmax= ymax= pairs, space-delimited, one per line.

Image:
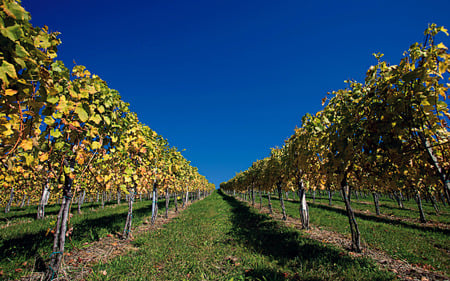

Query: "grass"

xmin=0 ymin=197 xmax=171 ymax=280
xmin=305 ymin=192 xmax=450 ymax=225
xmin=255 ymin=192 xmax=450 ymax=275
xmin=2 ymin=190 xmax=446 ymax=280
xmin=87 ymin=191 xmax=393 ymax=280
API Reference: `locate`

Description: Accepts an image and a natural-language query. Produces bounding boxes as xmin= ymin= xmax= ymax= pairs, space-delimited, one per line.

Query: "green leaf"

xmin=47 ymin=95 xmax=59 ymax=104
xmin=90 ymin=114 xmax=102 ymax=125
xmin=125 ymin=167 xmax=133 ymax=175
xmin=34 ymin=33 xmax=51 ymax=49
xmin=1 ymin=24 xmax=24 ymax=42
xmin=15 ymin=43 xmax=29 ymax=57
xmin=1 ymin=1 xmax=29 ymax=21
xmin=44 ymin=116 xmax=54 ymax=126
xmin=50 ymin=129 xmax=62 ymax=138
xmin=0 ymin=60 xmax=18 ymax=85
xmin=103 ymin=116 xmax=111 ymax=125
xmin=55 ymin=141 xmax=64 ymax=150
xmin=75 ymin=106 xmax=89 ymax=122
xmin=14 ymin=57 xmax=26 ymax=69
xmin=64 ymin=166 xmax=71 ymax=174
xmin=24 ymin=154 xmax=34 ymax=166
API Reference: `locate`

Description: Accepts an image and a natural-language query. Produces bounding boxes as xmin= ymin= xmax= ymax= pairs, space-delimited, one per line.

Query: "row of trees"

xmin=0 ymin=1 xmax=214 ymax=280
xmin=221 ymin=24 xmax=450 ymax=253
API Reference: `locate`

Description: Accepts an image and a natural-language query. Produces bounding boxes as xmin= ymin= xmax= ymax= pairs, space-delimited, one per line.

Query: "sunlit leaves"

xmin=222 ymin=24 xmax=450 ymax=204
xmin=18 ymin=139 xmax=33 ymax=151
xmin=0 ymin=60 xmax=18 ymax=84
xmin=4 ymin=89 xmax=17 ymax=96
xmin=75 ymin=106 xmax=89 ymax=122
xmin=0 ymin=0 xmax=213 ymax=210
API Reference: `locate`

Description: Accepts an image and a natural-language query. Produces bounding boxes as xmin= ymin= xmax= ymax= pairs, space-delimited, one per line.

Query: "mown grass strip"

xmin=303 ymin=192 xmax=450 ymax=225
xmin=0 ymin=198 xmax=172 ymax=280
xmin=260 ymin=194 xmax=449 ymax=276
xmin=88 ymin=191 xmax=393 ymax=281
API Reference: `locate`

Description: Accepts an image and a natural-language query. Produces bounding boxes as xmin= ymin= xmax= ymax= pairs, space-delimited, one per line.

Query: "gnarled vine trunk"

xmin=5 ymin=187 xmax=14 ymax=213
xmin=251 ymin=184 xmax=255 ymax=207
xmin=415 ymin=190 xmax=427 ymax=223
xmin=418 ymin=132 xmax=450 ymax=204
xmin=151 ymin=182 xmax=158 ymax=224
xmin=174 ymin=193 xmax=178 ymax=213
xmin=268 ymin=192 xmax=273 ymax=214
xmin=372 ymin=192 xmax=381 ymax=215
xmin=165 ymin=187 xmax=170 ymax=219
xmin=259 ymin=188 xmax=262 ymax=209
xmin=19 ymin=194 xmax=26 ymax=208
xmin=122 ymin=188 xmax=135 ymax=239
xmin=44 ymin=159 xmax=74 ymax=281
xmin=37 ymin=181 xmax=50 ymax=219
xmin=393 ymin=191 xmax=404 ymax=209
xmin=297 ymin=180 xmax=309 ymax=229
xmin=77 ymin=189 xmax=85 ymax=214
xmin=328 ymin=189 xmax=333 ymax=206
xmin=340 ymin=173 xmax=361 ymax=253
xmin=277 ymin=183 xmax=287 ymax=220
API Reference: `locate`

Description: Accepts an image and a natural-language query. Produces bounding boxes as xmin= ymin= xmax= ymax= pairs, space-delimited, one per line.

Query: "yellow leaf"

xmin=75 ymin=154 xmax=85 ymax=165
xmin=2 ymin=126 xmax=14 ymax=137
xmin=5 ymin=89 xmax=17 ymax=96
xmin=91 ymin=141 xmax=101 ymax=150
xmin=39 ymin=152 xmax=49 ymax=162
xmin=19 ymin=139 xmax=33 ymax=151
xmin=56 ymin=95 xmax=68 ymax=112
xmin=25 ymin=154 xmax=34 ymax=166
xmin=437 ymin=42 xmax=448 ymax=50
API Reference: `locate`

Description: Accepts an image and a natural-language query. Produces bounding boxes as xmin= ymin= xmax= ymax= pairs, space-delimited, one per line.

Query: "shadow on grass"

xmin=0 ymin=201 xmax=119 ymax=222
xmin=244 ymin=267 xmax=329 ymax=281
xmin=0 ymin=199 xmax=168 ymax=264
xmin=69 ymin=199 xmax=170 ymax=241
xmin=263 ymin=194 xmax=448 ymax=235
xmin=218 ymin=191 xmax=371 ymax=271
xmin=308 ymin=203 xmax=450 ymax=235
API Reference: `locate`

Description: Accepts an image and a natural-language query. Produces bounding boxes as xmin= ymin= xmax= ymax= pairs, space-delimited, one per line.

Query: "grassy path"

xmin=0 ymin=198 xmax=173 ymax=280
xmin=259 ymin=194 xmax=449 ymax=276
xmin=87 ymin=191 xmax=393 ymax=280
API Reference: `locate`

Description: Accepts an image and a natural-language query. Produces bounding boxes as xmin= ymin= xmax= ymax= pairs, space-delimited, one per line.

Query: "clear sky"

xmin=22 ymin=0 xmax=450 ymax=187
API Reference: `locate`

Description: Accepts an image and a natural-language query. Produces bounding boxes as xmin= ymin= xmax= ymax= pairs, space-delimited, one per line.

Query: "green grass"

xmin=88 ymin=191 xmax=393 ymax=281
xmin=255 ymin=192 xmax=450 ymax=275
xmin=304 ymin=192 xmax=450 ymax=224
xmin=0 ymin=197 xmax=171 ymax=280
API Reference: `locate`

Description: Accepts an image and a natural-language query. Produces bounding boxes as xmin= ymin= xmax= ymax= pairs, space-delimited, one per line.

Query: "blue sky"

xmin=22 ymin=0 xmax=450 ymax=187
